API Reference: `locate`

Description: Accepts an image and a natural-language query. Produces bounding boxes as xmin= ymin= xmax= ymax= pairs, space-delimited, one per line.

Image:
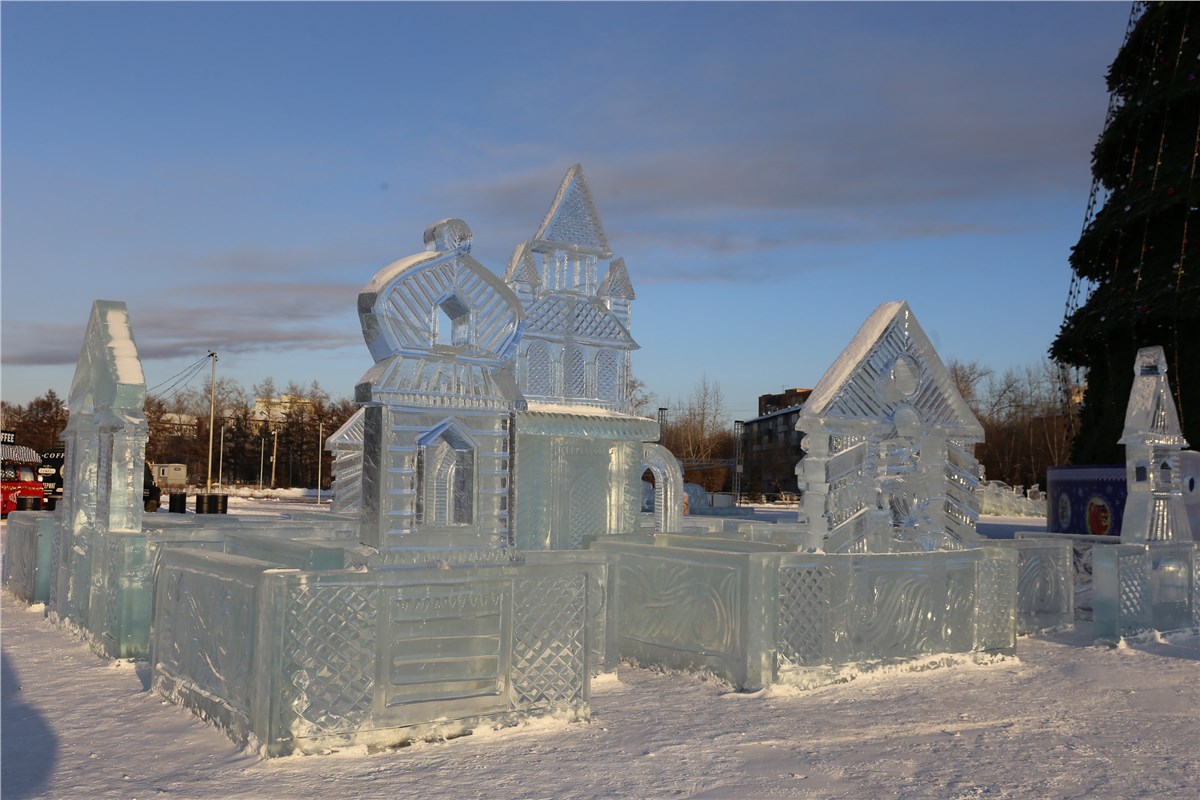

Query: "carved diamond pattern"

xmin=528 ymin=342 xmax=553 ymax=396
xmin=777 ymin=568 xmax=826 ymax=667
xmin=596 ymin=352 xmax=619 ymax=400
xmin=285 ymin=585 xmax=378 ymax=736
xmin=566 ymin=347 xmax=587 ymax=397
xmin=1117 ymin=550 xmax=1150 ymax=625
xmin=511 ymin=576 xmax=587 ymax=707
xmin=973 ymin=551 xmax=1014 ymax=649
xmin=568 ymin=470 xmax=608 ymax=549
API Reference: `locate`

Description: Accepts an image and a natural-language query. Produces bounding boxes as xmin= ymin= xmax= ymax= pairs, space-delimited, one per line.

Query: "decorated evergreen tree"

xmin=1052 ymin=1 xmax=1200 ymax=464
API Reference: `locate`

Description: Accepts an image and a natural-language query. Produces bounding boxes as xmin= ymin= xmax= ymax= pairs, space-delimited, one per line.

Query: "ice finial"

xmin=505 ymin=241 xmax=541 ymax=286
xmin=532 ymin=164 xmax=611 ymax=258
xmin=423 ymin=218 xmax=473 ymax=253
xmin=598 ymin=258 xmax=635 ymax=300
xmin=1119 ymin=346 xmax=1187 ymax=446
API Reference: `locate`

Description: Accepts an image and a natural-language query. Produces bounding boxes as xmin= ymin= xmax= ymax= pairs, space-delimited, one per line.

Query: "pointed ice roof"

xmin=799 ymin=301 xmax=983 ymax=439
xmin=326 ymin=406 xmax=365 ymax=450
xmin=598 ymin=257 xmax=636 ymax=300
xmin=1119 ymin=346 xmax=1189 ymax=447
xmin=68 ymin=299 xmax=147 ymax=426
xmin=504 ymin=241 xmax=541 ymax=286
xmin=531 ymin=164 xmax=611 ymax=258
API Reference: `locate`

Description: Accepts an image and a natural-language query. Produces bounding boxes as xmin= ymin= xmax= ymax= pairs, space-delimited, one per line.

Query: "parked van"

xmin=2 ymin=430 xmax=44 ymax=517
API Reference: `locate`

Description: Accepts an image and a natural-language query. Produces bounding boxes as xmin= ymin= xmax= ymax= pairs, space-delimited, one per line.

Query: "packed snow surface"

xmin=3 ymin=511 xmax=1197 ymax=799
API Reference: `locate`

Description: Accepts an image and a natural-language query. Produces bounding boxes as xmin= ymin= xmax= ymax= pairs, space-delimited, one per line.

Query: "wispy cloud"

xmin=1 ymin=281 xmax=364 ymax=366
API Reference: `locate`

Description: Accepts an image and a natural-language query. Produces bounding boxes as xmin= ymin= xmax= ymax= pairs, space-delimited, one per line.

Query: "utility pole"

xmin=259 ymin=437 xmax=265 ymax=489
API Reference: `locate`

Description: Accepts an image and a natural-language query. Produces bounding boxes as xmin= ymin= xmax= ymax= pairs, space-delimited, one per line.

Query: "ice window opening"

xmin=416 ymin=424 xmax=475 ymax=526
xmin=435 ymin=295 xmax=472 ymax=348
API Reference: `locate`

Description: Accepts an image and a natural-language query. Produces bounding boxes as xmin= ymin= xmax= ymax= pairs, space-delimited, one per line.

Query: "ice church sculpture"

xmin=327 ymin=165 xmax=668 ymax=547
xmin=5 ymin=165 xmax=1082 ymax=756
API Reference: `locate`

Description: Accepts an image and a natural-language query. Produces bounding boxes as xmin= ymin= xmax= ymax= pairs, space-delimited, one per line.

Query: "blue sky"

xmin=1 ymin=1 xmax=1131 ymax=420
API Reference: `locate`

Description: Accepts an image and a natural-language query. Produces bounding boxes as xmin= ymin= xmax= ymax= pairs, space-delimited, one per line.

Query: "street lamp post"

xmin=218 ymin=421 xmax=227 ymax=488
xmin=205 ymin=351 xmax=217 ymax=492
xmin=316 ymin=421 xmax=324 ymax=505
xmin=271 ymin=428 xmax=279 ymax=489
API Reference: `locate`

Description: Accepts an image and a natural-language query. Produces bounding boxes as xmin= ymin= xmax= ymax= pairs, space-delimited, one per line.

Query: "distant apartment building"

xmin=158 ymin=413 xmax=198 ymax=437
xmin=253 ymin=394 xmax=314 ymax=424
xmin=739 ymin=388 xmax=812 ymax=500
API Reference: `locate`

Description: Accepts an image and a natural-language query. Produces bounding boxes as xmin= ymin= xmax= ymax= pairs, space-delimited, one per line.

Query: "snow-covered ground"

xmin=3 ymin=511 xmax=1197 ymax=800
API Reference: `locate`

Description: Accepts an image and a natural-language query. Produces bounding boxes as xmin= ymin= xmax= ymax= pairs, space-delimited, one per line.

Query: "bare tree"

xmin=948 ymin=360 xmax=992 ymax=412
xmin=949 ymin=358 xmax=1075 ymax=490
xmin=660 ymin=376 xmax=736 ymax=491
xmin=626 ymin=374 xmax=655 ymax=417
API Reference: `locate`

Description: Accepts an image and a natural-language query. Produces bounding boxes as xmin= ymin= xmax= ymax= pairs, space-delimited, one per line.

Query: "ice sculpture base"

xmin=1092 ymin=541 xmax=1199 ymax=643
xmin=591 ymin=536 xmax=1018 ymax=691
xmin=27 ymin=511 xmax=360 ymax=660
xmin=990 ymin=539 xmax=1075 ymax=633
xmin=152 ymin=548 xmax=598 ymax=756
xmin=2 ymin=511 xmax=58 ymax=604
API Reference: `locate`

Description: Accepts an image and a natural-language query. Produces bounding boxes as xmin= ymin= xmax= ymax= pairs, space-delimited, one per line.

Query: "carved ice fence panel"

xmin=989 ymin=539 xmax=1075 ymax=633
xmin=151 ymin=549 xmax=596 ymax=756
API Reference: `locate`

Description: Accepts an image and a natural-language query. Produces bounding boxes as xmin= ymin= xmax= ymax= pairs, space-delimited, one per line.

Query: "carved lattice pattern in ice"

xmin=568 ymin=469 xmax=608 ymax=549
xmin=566 ymin=347 xmax=588 ymax=398
xmin=285 ymin=584 xmax=378 ymax=736
xmin=528 ymin=342 xmax=553 ymax=396
xmin=511 ymin=576 xmax=587 ymax=707
xmin=973 ymin=552 xmax=1013 ymax=649
xmin=777 ymin=567 xmax=826 ymax=667
xmin=596 ymin=352 xmax=619 ymax=401
xmin=1118 ymin=550 xmax=1150 ymax=625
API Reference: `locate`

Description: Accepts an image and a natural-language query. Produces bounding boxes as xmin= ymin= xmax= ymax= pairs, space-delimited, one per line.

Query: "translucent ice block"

xmin=152 ymin=548 xmax=595 ymax=755
xmin=2 ymin=511 xmax=57 ymax=604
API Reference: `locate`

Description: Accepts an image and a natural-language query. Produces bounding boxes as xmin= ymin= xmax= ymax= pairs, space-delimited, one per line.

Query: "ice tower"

xmin=1118 ymin=346 xmax=1193 ymax=544
xmin=1093 ymin=345 xmax=1199 ymax=640
xmin=506 ymin=165 xmax=660 ymax=549
xmin=507 ymin=165 xmax=637 ymax=413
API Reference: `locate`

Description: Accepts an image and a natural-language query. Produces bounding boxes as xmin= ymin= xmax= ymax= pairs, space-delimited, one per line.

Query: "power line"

xmin=147 ymin=355 xmax=211 ymax=399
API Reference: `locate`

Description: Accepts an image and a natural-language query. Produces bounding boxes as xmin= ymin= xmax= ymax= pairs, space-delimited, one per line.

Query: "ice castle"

xmin=5 ymin=164 xmax=1192 ymax=757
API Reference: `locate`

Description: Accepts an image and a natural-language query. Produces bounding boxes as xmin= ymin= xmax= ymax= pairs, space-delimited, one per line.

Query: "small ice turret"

xmin=1118 ymin=346 xmax=1193 ymax=543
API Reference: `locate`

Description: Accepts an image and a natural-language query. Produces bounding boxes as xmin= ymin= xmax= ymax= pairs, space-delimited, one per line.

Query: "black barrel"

xmin=194 ymin=493 xmax=228 ymax=514
xmin=15 ymin=496 xmax=42 ymax=511
xmin=169 ymin=493 xmax=188 ymax=513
